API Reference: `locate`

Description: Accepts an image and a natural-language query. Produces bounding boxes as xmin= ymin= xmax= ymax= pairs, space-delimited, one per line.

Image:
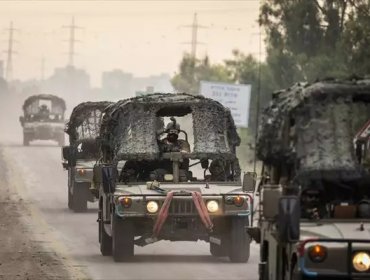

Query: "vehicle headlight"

xmin=77 ymin=168 xmax=86 ymax=176
xmin=206 ymin=200 xmax=219 ymax=213
xmin=308 ymin=245 xmax=327 ymax=263
xmin=146 ymin=201 xmax=159 ymax=213
xmin=233 ymin=196 xmax=245 ymax=207
xmin=117 ymin=196 xmax=132 ymax=208
xmin=353 ymin=252 xmax=370 ymax=272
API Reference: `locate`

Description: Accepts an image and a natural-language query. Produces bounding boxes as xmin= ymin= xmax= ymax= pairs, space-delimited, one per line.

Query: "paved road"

xmin=1 ymin=140 xmax=259 ymax=280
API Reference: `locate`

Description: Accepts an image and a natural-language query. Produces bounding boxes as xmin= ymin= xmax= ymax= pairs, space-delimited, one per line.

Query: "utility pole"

xmin=4 ymin=21 xmax=18 ymax=82
xmin=40 ymin=56 xmax=45 ymax=81
xmin=63 ymin=16 xmax=81 ymax=67
xmin=181 ymin=13 xmax=207 ymax=59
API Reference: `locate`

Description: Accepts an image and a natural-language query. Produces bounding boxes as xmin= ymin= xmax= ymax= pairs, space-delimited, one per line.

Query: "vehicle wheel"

xmin=259 ymin=241 xmax=269 ymax=280
xmin=99 ymin=209 xmax=112 ymax=256
xmin=72 ymin=182 xmax=88 ymax=213
xmin=210 ymin=242 xmax=227 ymax=257
xmin=68 ymin=188 xmax=73 ymax=210
xmin=112 ymin=214 xmax=134 ymax=262
xmin=228 ymin=216 xmax=250 ymax=263
xmin=23 ymin=133 xmax=30 ymax=146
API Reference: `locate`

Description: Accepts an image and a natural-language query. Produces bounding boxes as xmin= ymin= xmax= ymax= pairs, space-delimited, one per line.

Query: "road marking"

xmin=2 ymin=148 xmax=90 ymax=280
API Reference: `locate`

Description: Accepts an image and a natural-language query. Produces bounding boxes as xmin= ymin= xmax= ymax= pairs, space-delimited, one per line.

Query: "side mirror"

xmin=102 ymin=165 xmax=117 ymax=194
xmin=62 ymin=162 xmax=68 ymax=169
xmin=262 ymin=185 xmax=282 ymax=219
xmin=19 ymin=116 xmax=24 ymax=126
xmin=93 ymin=164 xmax=102 ymax=184
xmin=62 ymin=146 xmax=70 ymax=161
xmin=278 ymin=196 xmax=300 ymax=242
xmin=201 ymin=159 xmax=209 ymax=169
xmin=243 ymin=172 xmax=256 ymax=192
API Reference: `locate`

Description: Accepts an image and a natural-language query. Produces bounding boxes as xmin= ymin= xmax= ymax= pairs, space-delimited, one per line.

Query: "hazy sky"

xmin=0 ymin=0 xmax=264 ymax=86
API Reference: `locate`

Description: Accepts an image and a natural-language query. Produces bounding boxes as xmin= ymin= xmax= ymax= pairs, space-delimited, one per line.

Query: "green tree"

xmin=171 ymin=54 xmax=231 ymax=94
xmin=342 ymin=1 xmax=370 ymax=75
xmin=260 ymin=0 xmax=370 ymax=89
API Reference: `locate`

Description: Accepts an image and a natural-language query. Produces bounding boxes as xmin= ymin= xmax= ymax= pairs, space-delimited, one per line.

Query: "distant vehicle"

xmin=254 ymin=78 xmax=370 ymax=280
xmin=94 ymin=93 xmax=254 ymax=262
xmin=62 ymin=101 xmax=113 ymax=212
xmin=19 ymin=94 xmax=66 ymax=146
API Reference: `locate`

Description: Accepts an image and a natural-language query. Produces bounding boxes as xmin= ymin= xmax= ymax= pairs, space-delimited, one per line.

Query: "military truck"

xmin=19 ymin=94 xmax=66 ymax=146
xmin=254 ymin=78 xmax=370 ymax=280
xmin=94 ymin=93 xmax=254 ymax=262
xmin=62 ymin=101 xmax=113 ymax=212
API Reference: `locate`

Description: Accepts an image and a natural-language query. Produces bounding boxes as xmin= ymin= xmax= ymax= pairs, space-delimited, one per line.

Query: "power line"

xmin=4 ymin=21 xmax=18 ymax=82
xmin=63 ymin=16 xmax=82 ymax=67
xmin=181 ymin=13 xmax=207 ymax=58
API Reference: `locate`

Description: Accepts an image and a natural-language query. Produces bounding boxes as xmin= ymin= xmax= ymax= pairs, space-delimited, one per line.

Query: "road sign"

xmin=200 ymin=81 xmax=251 ymax=127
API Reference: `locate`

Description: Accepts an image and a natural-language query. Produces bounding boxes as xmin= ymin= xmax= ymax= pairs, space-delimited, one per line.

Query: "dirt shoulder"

xmin=0 ymin=148 xmax=82 ymax=280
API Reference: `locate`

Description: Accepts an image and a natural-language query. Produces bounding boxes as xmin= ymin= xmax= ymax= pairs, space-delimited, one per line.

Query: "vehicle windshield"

xmin=24 ymin=98 xmax=64 ymax=122
xmin=117 ymin=158 xmax=240 ymax=184
xmin=76 ymin=139 xmax=100 ymax=160
xmin=117 ymin=115 xmax=240 ymax=183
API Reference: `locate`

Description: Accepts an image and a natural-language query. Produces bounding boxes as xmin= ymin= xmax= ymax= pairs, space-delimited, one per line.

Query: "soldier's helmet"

xmin=358 ymin=200 xmax=370 ymax=218
xmin=166 ymin=117 xmax=180 ymax=135
xmin=210 ymin=160 xmax=224 ymax=174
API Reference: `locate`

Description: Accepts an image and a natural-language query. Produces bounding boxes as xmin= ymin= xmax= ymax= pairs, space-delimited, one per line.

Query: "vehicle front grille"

xmin=37 ymin=126 xmax=53 ymax=136
xmin=169 ymin=199 xmax=197 ymax=215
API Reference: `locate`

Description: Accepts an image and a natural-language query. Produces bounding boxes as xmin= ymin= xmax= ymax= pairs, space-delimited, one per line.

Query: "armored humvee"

xmin=19 ymin=94 xmax=66 ymax=146
xmin=94 ymin=93 xmax=254 ymax=262
xmin=62 ymin=101 xmax=113 ymax=212
xmin=255 ymin=78 xmax=370 ymax=280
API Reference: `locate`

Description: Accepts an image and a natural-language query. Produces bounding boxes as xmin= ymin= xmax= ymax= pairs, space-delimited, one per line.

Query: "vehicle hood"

xmin=300 ymin=221 xmax=370 ymax=240
xmin=75 ymin=160 xmax=96 ymax=169
xmin=115 ymin=183 xmax=243 ymax=196
xmin=24 ymin=122 xmax=64 ymax=128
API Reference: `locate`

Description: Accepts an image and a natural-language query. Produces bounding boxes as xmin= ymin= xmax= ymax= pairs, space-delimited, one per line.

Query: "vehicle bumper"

xmin=23 ymin=125 xmax=64 ymax=140
xmin=298 ymin=238 xmax=370 ymax=279
xmin=113 ymin=194 xmax=251 ymax=218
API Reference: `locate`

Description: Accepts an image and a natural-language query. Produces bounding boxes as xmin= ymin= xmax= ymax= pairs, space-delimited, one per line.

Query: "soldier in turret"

xmin=159 ymin=117 xmax=190 ymax=153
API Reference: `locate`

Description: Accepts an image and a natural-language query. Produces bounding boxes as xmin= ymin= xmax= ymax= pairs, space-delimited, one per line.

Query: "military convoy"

xmin=54 ymin=78 xmax=370 ymax=272
xmin=254 ymin=78 xmax=370 ymax=280
xmin=93 ymin=93 xmax=254 ymax=262
xmin=62 ymin=101 xmax=113 ymax=212
xmin=20 ymin=94 xmax=66 ymax=146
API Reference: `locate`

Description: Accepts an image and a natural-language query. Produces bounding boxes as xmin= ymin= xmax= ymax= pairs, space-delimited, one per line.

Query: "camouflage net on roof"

xmin=65 ymin=101 xmax=113 ymax=143
xmin=100 ymin=93 xmax=240 ymax=162
xmin=23 ymin=94 xmax=66 ymax=111
xmin=257 ymin=78 xmax=370 ymax=181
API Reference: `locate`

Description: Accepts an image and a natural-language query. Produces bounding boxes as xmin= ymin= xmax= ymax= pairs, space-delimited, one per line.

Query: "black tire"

xmin=99 ymin=209 xmax=112 ymax=256
xmin=259 ymin=241 xmax=269 ymax=280
xmin=23 ymin=133 xmax=30 ymax=146
xmin=228 ymin=216 xmax=251 ymax=263
xmin=72 ymin=182 xmax=88 ymax=213
xmin=112 ymin=214 xmax=134 ymax=262
xmin=68 ymin=188 xmax=73 ymax=210
xmin=210 ymin=242 xmax=227 ymax=257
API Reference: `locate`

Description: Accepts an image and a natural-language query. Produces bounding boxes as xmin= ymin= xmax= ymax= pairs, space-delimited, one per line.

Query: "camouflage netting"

xmin=100 ymin=93 xmax=240 ymax=162
xmin=65 ymin=101 xmax=113 ymax=143
xmin=257 ymin=78 xmax=370 ymax=181
xmin=22 ymin=94 xmax=66 ymax=112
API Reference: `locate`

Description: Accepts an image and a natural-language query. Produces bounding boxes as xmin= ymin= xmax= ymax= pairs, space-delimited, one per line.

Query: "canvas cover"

xmin=65 ymin=101 xmax=113 ymax=143
xmin=257 ymin=78 xmax=370 ymax=181
xmin=99 ymin=93 xmax=240 ymax=162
